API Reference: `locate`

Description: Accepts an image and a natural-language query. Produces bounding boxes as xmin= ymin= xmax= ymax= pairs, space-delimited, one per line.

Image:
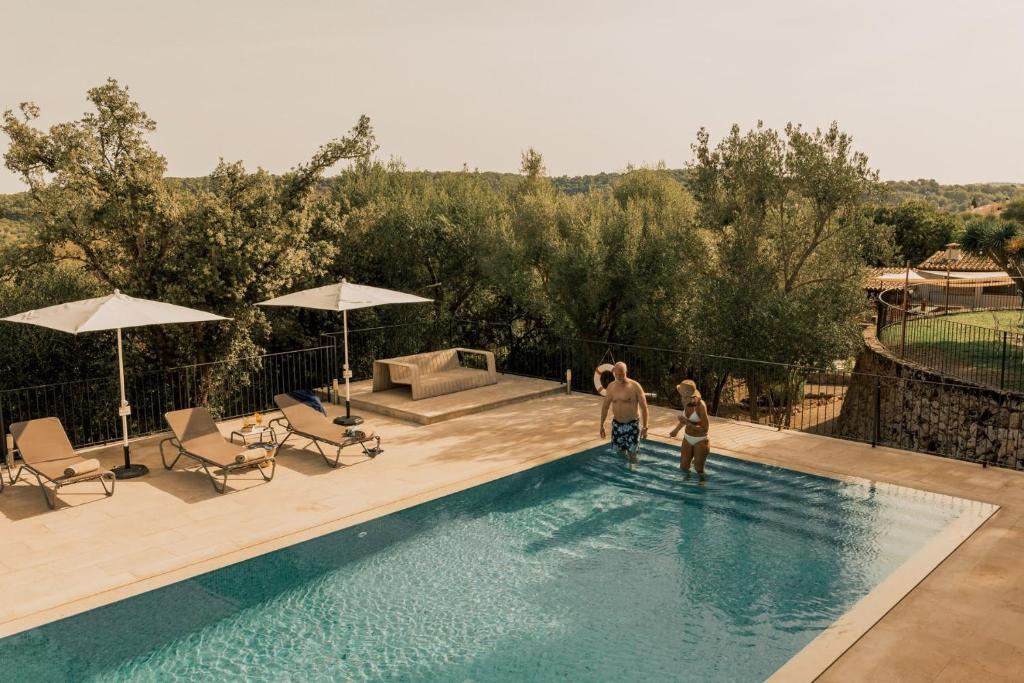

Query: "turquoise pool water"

xmin=1 ymin=443 xmax=970 ymax=682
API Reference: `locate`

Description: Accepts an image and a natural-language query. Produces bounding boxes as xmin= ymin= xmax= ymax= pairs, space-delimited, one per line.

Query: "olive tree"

xmin=2 ymin=78 xmax=376 ymax=372
xmin=690 ymin=122 xmax=881 ymax=421
xmin=493 ymin=151 xmax=704 ymax=347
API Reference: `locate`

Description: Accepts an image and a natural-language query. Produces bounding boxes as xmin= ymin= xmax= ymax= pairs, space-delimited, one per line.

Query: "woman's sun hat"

xmin=676 ymin=379 xmax=701 ymax=402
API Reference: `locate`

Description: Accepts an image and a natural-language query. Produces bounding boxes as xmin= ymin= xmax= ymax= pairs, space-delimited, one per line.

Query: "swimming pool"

xmin=0 ymin=442 xmax=979 ymax=682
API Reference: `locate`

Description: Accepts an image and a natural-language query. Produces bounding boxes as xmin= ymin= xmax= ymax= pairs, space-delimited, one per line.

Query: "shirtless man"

xmin=599 ymin=362 xmax=650 ymax=463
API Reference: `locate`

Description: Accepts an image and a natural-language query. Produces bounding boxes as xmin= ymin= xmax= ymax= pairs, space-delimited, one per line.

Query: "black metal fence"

xmin=324 ymin=319 xmax=568 ymax=385
xmin=329 ymin=323 xmax=1022 ymax=469
xmin=0 ymin=345 xmax=336 ymax=458
xmin=914 ymin=290 xmax=1021 ymax=311
xmin=3 ymin=321 xmax=1022 ymax=470
xmin=0 ymin=318 xmax=563 ymax=458
xmin=558 ymin=337 xmax=1022 ymax=470
xmin=876 ymin=295 xmax=1024 ymax=391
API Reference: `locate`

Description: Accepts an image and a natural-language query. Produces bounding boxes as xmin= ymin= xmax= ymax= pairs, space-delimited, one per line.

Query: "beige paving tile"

xmin=934 ymin=659 xmax=1020 ymax=683
xmin=818 ymin=625 xmax=952 ymax=683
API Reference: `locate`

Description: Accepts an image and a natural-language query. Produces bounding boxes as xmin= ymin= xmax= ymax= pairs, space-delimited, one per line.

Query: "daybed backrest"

xmin=390 ymin=349 xmax=460 ymax=375
xmin=421 ymin=349 xmax=460 ymax=374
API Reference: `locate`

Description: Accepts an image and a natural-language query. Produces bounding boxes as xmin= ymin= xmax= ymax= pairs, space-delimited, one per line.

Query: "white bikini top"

xmin=685 ymin=406 xmax=701 ymax=423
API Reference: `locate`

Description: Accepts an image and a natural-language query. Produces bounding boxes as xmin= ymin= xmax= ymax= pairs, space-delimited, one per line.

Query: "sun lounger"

xmin=272 ymin=393 xmax=382 ymax=468
xmin=161 ymin=408 xmax=276 ymax=493
xmin=7 ymin=417 xmax=115 ymax=509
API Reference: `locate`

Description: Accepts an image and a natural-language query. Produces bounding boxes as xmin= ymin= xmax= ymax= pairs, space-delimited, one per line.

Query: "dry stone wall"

xmin=838 ymin=329 xmax=1024 ymax=468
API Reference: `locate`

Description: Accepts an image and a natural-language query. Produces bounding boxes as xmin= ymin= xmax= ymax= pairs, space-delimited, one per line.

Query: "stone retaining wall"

xmin=838 ymin=328 xmax=1024 ymax=468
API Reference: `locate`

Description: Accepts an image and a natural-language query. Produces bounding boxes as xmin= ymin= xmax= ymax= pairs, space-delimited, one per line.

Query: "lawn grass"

xmin=943 ymin=309 xmax=1024 ymax=332
xmin=879 ymin=314 xmax=1024 ymax=391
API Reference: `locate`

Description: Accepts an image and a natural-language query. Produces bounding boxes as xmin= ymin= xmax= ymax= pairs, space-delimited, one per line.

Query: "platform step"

xmin=347 ymin=375 xmax=565 ymax=425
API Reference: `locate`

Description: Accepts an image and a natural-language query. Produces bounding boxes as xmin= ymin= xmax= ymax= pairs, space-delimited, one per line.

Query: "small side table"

xmin=230 ymin=426 xmax=277 ymax=445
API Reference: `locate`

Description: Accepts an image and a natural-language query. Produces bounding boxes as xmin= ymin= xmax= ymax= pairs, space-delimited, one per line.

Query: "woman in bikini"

xmin=668 ymin=379 xmax=710 ymax=481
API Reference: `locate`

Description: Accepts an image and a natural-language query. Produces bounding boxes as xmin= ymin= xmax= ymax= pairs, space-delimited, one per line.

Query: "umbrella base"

xmin=112 ymin=463 xmax=149 ymax=480
xmin=333 ymin=415 xmax=364 ymax=427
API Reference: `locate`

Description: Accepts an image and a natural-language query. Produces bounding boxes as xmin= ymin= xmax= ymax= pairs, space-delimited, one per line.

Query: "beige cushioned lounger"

xmin=8 ymin=417 xmax=115 ymax=509
xmin=272 ymin=393 xmax=382 ymax=468
xmin=161 ymin=407 xmax=276 ymax=494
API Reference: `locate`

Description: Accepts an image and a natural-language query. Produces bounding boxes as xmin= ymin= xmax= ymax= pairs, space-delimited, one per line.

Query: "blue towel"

xmin=288 ymin=389 xmax=327 ymax=416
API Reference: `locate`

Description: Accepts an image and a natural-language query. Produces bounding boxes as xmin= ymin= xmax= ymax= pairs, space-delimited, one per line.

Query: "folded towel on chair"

xmin=287 ymin=389 xmax=327 ymax=416
xmin=235 ymin=451 xmax=261 ymax=464
xmin=64 ymin=459 xmax=100 ymax=477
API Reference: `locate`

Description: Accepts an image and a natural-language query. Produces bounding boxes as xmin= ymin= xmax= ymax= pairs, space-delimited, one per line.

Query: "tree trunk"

xmin=710 ymin=372 xmax=729 ymax=416
xmin=747 ymin=375 xmax=762 ymax=423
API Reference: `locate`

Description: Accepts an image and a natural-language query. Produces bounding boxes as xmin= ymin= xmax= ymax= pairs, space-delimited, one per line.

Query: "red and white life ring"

xmin=594 ymin=363 xmax=616 ymax=396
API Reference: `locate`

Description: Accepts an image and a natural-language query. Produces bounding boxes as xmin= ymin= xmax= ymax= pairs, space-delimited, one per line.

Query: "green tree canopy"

xmin=869 ymin=200 xmax=960 ymax=265
xmin=491 ymin=152 xmax=704 ymax=345
xmin=1002 ymin=197 xmax=1024 ymax=224
xmin=1 ymin=79 xmax=889 ymax=420
xmin=691 ymin=121 xmax=880 ymax=368
xmin=2 ymin=78 xmax=376 ymax=370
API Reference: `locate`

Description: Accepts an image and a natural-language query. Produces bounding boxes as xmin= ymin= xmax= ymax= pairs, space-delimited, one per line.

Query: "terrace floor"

xmin=0 ymin=389 xmax=1022 ymax=681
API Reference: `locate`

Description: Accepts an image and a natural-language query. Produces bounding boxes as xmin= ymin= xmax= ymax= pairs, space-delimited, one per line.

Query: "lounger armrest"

xmin=379 ymin=359 xmax=421 ymax=384
xmin=453 ymin=348 xmax=496 ymax=375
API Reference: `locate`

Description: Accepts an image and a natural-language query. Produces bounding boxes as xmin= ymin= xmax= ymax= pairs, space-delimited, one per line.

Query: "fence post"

xmin=1000 ymin=331 xmax=1008 ymax=390
xmin=563 ymin=337 xmax=572 ymax=392
xmin=899 ymin=260 xmax=911 ymax=358
xmin=561 ymin=336 xmax=567 ymax=386
xmin=331 ymin=333 xmax=341 ymax=404
xmin=778 ymin=373 xmax=791 ymax=432
xmin=0 ymin=398 xmax=7 ymax=468
xmin=872 ymin=378 xmax=881 ymax=448
xmin=875 ymin=297 xmax=885 ymax=337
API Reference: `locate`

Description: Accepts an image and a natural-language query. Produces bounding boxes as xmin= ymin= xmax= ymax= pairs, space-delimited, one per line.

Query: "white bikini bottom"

xmin=683 ymin=432 xmax=708 ymax=446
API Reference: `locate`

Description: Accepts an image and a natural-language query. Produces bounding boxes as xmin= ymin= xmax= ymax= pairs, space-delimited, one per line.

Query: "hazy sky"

xmin=2 ymin=0 xmax=1022 ymax=193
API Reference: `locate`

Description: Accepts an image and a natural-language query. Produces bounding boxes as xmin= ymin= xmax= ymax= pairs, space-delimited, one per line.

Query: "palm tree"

xmin=961 ymin=216 xmax=1024 ymax=306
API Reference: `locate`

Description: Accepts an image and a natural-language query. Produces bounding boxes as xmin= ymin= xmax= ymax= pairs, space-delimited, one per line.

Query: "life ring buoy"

xmin=594 ymin=363 xmax=616 ymax=395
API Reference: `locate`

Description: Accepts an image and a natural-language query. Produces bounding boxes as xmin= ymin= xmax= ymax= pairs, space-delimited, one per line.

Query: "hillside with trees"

xmin=881 ymin=179 xmax=1024 ymax=212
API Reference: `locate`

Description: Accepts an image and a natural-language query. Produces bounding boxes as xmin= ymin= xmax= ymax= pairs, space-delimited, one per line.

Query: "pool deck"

xmin=1 ymin=391 xmax=1023 ymax=681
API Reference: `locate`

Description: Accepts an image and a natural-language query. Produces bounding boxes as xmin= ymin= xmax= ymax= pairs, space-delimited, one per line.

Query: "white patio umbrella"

xmin=1 ymin=290 xmax=229 ymax=479
xmin=257 ymin=279 xmax=432 ymax=425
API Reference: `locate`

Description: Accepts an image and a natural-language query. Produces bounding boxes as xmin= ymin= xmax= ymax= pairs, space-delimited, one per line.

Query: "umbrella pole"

xmin=112 ymin=328 xmax=149 ymax=479
xmin=336 ymin=309 xmax=363 ymax=426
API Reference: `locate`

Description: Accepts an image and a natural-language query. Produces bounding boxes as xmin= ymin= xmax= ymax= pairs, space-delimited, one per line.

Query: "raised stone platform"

xmin=345 ymin=374 xmax=564 ymax=424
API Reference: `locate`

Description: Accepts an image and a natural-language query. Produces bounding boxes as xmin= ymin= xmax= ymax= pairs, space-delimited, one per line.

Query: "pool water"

xmin=1 ymin=443 xmax=971 ymax=682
